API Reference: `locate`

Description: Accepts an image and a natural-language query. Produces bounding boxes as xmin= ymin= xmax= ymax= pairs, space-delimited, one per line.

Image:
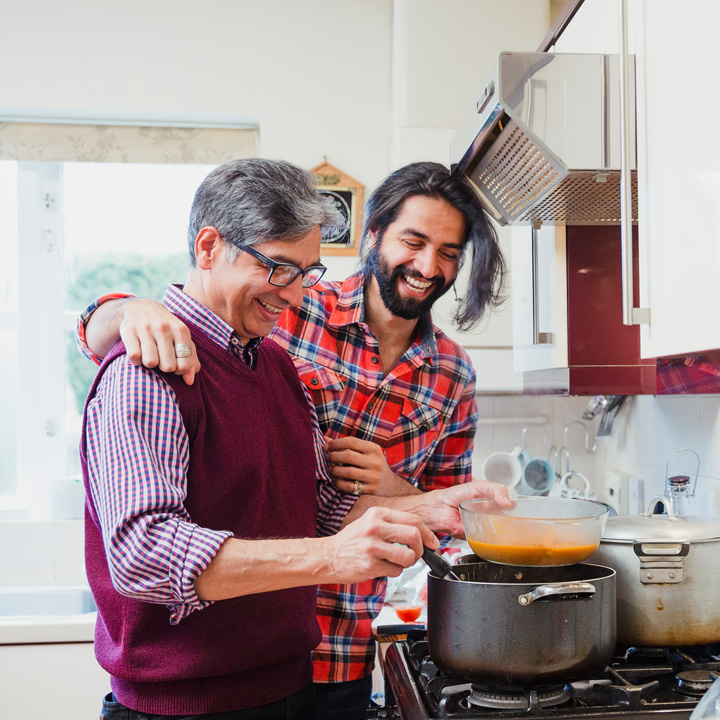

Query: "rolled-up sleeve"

xmin=84 ymin=356 xmax=232 ymax=624
xmin=76 ymin=293 xmax=134 ymax=365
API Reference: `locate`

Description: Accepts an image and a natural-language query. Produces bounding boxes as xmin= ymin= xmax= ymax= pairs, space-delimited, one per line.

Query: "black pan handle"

xmin=422 ymin=545 xmax=460 ymax=580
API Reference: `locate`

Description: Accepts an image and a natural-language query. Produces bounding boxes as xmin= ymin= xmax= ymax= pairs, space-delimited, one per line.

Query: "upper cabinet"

xmin=511 ymin=222 xmax=656 ymax=395
xmin=634 ymin=0 xmax=720 ymax=357
xmin=555 ymin=0 xmax=720 ymax=359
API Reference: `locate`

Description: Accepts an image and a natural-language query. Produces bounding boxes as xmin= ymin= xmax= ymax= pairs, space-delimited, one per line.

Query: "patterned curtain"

xmin=0 ymin=122 xmax=257 ymax=163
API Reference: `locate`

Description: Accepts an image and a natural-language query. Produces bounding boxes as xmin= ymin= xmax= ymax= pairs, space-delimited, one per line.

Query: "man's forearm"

xmin=194 ymin=536 xmax=337 ymax=600
xmin=84 ymin=298 xmax=132 ymax=358
xmin=340 ymin=479 xmax=511 ymax=539
xmin=341 ymin=493 xmax=429 ymax=528
xmin=195 ymin=506 xmax=437 ymax=601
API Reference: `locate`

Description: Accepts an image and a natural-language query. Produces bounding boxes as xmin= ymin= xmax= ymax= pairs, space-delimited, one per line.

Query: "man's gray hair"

xmin=187 ymin=158 xmax=344 ymax=265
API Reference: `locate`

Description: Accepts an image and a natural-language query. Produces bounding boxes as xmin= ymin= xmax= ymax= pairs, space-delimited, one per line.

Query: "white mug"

xmin=548 ymin=470 xmax=595 ymax=500
xmin=482 ymin=447 xmax=525 ymax=489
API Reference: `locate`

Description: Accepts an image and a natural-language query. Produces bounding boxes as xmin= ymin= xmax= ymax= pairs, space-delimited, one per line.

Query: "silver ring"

xmin=174 ymin=343 xmax=192 ymax=359
xmin=353 ymin=480 xmax=362 ymax=496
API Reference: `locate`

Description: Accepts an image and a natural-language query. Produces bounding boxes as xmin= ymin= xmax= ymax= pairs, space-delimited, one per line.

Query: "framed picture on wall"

xmin=310 ymin=160 xmax=365 ymax=256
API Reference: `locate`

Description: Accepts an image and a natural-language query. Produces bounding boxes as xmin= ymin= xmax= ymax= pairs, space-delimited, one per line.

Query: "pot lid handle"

xmin=518 ymin=582 xmax=595 ymax=606
xmin=645 ymin=495 xmax=677 ymax=519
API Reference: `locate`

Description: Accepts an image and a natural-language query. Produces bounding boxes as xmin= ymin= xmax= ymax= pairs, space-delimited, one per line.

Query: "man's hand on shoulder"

xmin=119 ymin=298 xmax=201 ymax=386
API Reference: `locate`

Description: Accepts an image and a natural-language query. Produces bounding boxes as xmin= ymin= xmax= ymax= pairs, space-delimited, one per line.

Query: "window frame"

xmin=1 ymin=120 xmax=257 ymax=518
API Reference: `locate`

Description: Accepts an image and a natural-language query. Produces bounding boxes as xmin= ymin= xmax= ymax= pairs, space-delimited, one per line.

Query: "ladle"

xmin=422 ymin=545 xmax=460 ymax=581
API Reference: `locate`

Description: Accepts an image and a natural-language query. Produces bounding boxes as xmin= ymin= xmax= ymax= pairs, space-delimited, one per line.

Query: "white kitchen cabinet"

xmin=0 ymin=641 xmax=110 ymax=720
xmin=510 ymin=221 xmax=657 ymax=395
xmin=635 ymin=0 xmax=720 ymax=357
xmin=511 ymin=224 xmax=567 ymax=376
xmin=555 ymin=0 xmax=720 ymax=358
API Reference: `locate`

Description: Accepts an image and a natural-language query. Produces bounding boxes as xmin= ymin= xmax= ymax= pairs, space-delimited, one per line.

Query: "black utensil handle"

xmin=422 ymin=545 xmax=459 ymax=580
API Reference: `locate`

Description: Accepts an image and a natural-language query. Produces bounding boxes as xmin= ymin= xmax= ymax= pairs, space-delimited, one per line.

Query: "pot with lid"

xmin=590 ymin=450 xmax=720 ymax=646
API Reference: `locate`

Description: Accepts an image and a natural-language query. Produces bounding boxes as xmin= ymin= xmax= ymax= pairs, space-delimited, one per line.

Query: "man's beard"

xmin=367 ymin=244 xmax=453 ymax=320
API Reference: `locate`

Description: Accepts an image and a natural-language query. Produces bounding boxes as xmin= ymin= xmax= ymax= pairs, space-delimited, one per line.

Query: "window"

xmin=0 ymin=121 xmax=256 ymax=516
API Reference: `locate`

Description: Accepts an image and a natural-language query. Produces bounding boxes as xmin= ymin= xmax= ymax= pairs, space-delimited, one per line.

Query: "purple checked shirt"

xmin=83 ymin=284 xmax=355 ymax=624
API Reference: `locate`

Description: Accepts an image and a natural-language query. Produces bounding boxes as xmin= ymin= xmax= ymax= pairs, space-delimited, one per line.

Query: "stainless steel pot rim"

xmin=601 ymin=514 xmax=720 ymax=542
xmin=601 ymin=535 xmax=720 ymax=544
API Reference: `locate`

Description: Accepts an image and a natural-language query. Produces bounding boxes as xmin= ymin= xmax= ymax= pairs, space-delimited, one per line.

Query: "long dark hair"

xmin=360 ymin=162 xmax=505 ymax=331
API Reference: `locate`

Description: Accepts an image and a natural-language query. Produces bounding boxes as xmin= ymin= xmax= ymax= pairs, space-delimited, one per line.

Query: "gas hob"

xmin=368 ymin=630 xmax=720 ymax=720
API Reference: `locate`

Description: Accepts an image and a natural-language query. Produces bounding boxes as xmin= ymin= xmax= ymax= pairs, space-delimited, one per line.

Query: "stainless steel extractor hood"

xmin=451 ymin=52 xmax=636 ymax=226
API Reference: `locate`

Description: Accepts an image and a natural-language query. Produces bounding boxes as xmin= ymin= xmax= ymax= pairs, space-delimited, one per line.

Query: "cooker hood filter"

xmin=451 ymin=52 xmax=637 ymax=226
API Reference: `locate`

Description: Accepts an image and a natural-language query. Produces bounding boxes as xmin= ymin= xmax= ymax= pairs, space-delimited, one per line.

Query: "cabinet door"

xmin=511 ymin=224 xmax=567 ymax=373
xmin=636 ymin=0 xmax=720 ymax=356
xmin=0 ymin=642 xmax=109 ymax=719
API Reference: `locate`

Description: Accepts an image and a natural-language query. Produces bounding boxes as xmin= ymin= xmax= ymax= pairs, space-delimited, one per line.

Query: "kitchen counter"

xmin=0 ymin=583 xmax=96 ymax=644
xmin=0 ymin=612 xmax=96 ymax=644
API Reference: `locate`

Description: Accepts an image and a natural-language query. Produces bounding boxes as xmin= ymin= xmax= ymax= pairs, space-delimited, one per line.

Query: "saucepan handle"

xmin=517 ymin=582 xmax=596 ymax=606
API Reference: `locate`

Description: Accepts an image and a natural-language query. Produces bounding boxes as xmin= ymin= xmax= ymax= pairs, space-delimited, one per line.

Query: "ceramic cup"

xmin=517 ymin=457 xmax=556 ymax=495
xmin=482 ymin=447 xmax=525 ymax=489
xmin=548 ymin=470 xmax=594 ymax=499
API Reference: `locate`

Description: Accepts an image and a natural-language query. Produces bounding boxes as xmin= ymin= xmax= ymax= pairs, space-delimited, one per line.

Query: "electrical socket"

xmin=604 ymin=470 xmax=645 ymax=515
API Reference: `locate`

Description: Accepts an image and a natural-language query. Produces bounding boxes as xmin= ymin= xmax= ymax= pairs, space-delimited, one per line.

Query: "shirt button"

xmin=371 ymin=356 xmax=379 ymax=364
xmin=310 ymin=377 xmax=319 ymax=386
xmin=367 ymin=403 xmax=374 ymax=411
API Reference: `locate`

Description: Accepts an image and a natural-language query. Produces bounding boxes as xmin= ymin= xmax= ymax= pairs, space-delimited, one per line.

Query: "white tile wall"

xmin=474 ymin=393 xmax=720 ymax=517
xmin=472 ymin=395 xmax=596 ymax=484
xmin=595 ymin=394 xmax=720 ymax=516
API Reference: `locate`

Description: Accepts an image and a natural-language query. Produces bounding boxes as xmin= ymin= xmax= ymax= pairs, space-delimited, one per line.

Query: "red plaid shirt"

xmin=270 ymin=271 xmax=478 ymax=682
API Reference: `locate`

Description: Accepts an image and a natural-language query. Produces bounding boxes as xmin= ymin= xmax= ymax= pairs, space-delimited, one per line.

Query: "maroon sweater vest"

xmin=81 ymin=323 xmax=320 ymax=714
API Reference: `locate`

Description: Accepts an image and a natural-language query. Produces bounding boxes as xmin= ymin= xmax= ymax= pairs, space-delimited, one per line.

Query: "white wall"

xmin=472 ymin=393 xmax=720 ymax=520
xmin=594 ymin=395 xmax=720 ymax=514
xmin=2 ymin=0 xmax=549 ymax=286
xmin=3 ymin=0 xmax=394 ymax=191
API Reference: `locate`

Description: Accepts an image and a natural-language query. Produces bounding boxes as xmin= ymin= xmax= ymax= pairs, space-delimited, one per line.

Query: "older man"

xmin=80 ymin=158 xmax=508 ymax=720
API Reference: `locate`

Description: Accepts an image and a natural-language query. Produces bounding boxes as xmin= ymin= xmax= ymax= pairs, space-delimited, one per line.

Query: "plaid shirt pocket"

xmin=295 ymin=362 xmax=347 ymax=429
xmin=385 ymin=398 xmax=443 ymax=477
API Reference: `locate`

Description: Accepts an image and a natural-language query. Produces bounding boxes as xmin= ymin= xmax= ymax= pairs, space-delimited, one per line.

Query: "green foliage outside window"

xmin=66 ymin=253 xmax=189 ymax=414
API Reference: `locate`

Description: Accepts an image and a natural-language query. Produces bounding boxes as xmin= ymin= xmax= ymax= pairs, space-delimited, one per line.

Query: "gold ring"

xmin=353 ymin=480 xmax=362 ymax=496
xmin=174 ymin=343 xmax=192 ymax=359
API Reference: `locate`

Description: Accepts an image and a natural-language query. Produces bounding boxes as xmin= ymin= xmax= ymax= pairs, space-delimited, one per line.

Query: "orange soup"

xmin=468 ymin=539 xmax=598 ymax=566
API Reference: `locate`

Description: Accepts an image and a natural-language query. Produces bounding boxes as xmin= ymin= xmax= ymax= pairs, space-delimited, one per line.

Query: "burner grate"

xmin=465 ymin=684 xmax=570 ymax=710
xmin=381 ymin=634 xmax=720 ymax=719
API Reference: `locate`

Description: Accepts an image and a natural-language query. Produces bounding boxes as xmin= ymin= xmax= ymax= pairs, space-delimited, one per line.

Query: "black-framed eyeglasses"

xmin=240 ymin=245 xmax=327 ymax=288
